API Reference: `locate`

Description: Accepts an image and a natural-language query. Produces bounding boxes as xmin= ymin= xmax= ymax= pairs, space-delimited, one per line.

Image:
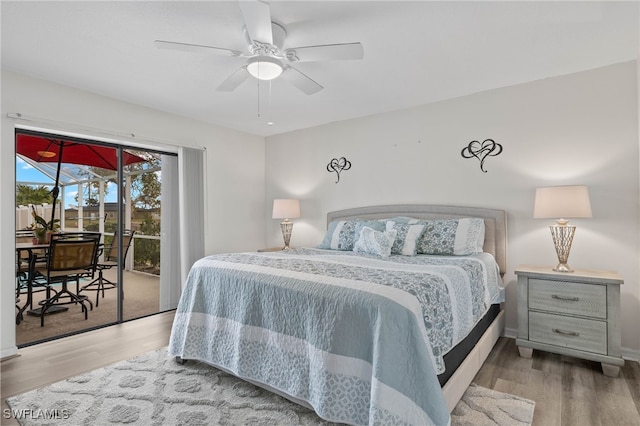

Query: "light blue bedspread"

xmin=169 ymin=248 xmax=503 ymax=426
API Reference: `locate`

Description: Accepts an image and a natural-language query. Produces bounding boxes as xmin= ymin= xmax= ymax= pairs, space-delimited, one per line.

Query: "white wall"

xmin=1 ymin=71 xmax=266 ymax=358
xmin=4 ymin=62 xmax=639 ymax=360
xmin=265 ymin=61 xmax=640 ymax=358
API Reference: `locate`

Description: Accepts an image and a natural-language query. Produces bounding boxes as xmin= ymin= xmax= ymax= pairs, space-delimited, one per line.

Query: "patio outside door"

xmin=15 ymin=129 xmax=176 ymax=347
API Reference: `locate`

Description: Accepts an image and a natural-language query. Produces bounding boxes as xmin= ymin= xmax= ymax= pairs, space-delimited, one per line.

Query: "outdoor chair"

xmin=35 ymin=232 xmax=101 ymax=327
xmin=80 ymin=230 xmax=135 ymax=306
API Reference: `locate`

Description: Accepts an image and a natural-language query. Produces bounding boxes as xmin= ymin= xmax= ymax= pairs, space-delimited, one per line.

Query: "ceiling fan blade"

xmin=238 ymin=0 xmax=273 ymax=45
xmin=217 ymin=67 xmax=250 ymax=91
xmin=154 ymin=40 xmax=243 ymax=57
xmin=283 ymin=42 xmax=364 ymax=62
xmin=280 ymin=66 xmax=323 ymax=95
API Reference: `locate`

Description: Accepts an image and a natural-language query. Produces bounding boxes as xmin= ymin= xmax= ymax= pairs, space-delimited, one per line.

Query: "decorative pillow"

xmin=353 ymin=226 xmax=397 ymax=257
xmin=385 ymin=221 xmax=427 ymax=256
xmin=318 ymin=220 xmax=357 ymax=250
xmin=417 ymin=218 xmax=485 ymax=255
xmin=318 ymin=220 xmax=386 ymax=251
xmin=354 ymin=220 xmax=386 ymax=237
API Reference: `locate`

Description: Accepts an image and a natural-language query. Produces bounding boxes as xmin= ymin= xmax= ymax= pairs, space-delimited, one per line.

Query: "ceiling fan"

xmin=154 ymin=0 xmax=364 ymax=95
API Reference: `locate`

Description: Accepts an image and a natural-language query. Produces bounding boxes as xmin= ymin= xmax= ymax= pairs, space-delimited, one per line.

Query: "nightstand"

xmin=515 ymin=265 xmax=624 ymax=377
xmin=257 ymin=247 xmax=284 ymax=252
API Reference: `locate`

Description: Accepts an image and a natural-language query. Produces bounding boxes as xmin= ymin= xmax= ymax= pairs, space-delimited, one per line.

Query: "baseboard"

xmin=1 ymin=345 xmax=19 ymax=360
xmin=622 ymin=347 xmax=640 ymax=362
xmin=503 ymin=327 xmax=517 ymax=339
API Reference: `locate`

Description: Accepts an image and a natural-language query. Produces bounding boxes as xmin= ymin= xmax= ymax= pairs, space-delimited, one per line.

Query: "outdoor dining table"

xmin=15 ymin=242 xmax=68 ymax=324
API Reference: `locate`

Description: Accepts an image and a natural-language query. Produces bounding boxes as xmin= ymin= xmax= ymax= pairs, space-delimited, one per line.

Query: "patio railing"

xmin=16 ymin=204 xmax=160 ymax=275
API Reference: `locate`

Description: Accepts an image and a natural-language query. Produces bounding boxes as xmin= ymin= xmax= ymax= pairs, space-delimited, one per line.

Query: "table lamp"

xmin=533 ymin=185 xmax=592 ymax=272
xmin=272 ymin=199 xmax=300 ymax=250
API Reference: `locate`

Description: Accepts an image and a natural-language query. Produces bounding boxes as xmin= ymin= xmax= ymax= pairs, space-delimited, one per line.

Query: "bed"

xmin=169 ymin=204 xmax=507 ymax=426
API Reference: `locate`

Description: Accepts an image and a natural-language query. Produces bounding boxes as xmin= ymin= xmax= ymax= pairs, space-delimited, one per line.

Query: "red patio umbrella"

xmin=16 ymin=133 xmax=147 ymax=224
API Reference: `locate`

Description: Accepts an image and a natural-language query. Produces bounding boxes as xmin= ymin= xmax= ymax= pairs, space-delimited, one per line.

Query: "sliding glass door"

xmin=15 ymin=129 xmax=177 ymax=346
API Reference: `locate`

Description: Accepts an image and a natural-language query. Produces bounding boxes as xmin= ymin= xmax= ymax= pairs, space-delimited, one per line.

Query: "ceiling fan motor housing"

xmin=244 ymin=22 xmax=287 ymax=55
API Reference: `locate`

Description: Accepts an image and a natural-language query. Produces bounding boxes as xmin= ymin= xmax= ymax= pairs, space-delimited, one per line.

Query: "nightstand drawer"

xmin=529 ymin=279 xmax=606 ymax=319
xmin=529 ymin=311 xmax=607 ymax=355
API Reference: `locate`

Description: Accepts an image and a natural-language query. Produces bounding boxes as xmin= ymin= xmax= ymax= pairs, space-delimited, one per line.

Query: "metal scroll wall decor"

xmin=461 ymin=139 xmax=503 ymax=173
xmin=327 ymin=157 xmax=351 ymax=183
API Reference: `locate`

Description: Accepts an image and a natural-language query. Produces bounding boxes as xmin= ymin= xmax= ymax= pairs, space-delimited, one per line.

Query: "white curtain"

xmin=178 ymin=147 xmax=205 ymax=288
xmin=159 ymin=147 xmax=205 ymax=310
xmin=159 ymin=154 xmax=180 ymax=310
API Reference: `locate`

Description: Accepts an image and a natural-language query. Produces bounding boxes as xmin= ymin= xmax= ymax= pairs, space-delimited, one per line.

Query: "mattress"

xmin=438 ymin=303 xmax=501 ymax=386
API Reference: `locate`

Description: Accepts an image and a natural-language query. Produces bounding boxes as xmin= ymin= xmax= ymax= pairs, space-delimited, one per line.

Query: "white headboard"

xmin=327 ymin=204 xmax=507 ymax=274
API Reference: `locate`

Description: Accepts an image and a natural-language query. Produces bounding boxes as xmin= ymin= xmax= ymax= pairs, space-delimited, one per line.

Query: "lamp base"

xmin=550 ymin=224 xmax=576 ymax=273
xmin=553 ymin=262 xmax=573 ymax=273
xmin=280 ymin=220 xmax=293 ymax=250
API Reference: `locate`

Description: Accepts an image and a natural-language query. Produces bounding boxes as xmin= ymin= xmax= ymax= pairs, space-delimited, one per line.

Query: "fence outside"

xmin=15 ymin=203 xmax=60 ymax=230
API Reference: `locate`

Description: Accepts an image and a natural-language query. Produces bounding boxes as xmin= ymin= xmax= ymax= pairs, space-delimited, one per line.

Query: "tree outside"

xmin=16 ymin=184 xmax=53 ymax=206
xmin=129 ymin=153 xmax=161 ymax=275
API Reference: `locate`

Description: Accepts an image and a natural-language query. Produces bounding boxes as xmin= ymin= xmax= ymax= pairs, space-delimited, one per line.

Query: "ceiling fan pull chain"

xmin=268 ymin=80 xmax=273 ymax=126
xmin=269 ymin=80 xmax=272 ymax=123
xmin=257 ymin=78 xmax=261 ymax=118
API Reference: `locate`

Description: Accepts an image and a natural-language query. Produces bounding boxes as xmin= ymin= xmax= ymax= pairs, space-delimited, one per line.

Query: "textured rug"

xmin=6 ymin=348 xmax=535 ymax=426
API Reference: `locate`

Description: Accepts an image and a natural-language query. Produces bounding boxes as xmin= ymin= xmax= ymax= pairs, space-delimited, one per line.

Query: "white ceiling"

xmin=2 ymin=1 xmax=638 ymax=137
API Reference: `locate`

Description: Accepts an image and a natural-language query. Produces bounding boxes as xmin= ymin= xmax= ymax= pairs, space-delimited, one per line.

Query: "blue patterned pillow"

xmin=318 ymin=220 xmax=386 ymax=251
xmin=385 ymin=221 xmax=427 ymax=256
xmin=318 ymin=220 xmax=357 ymax=250
xmin=353 ymin=226 xmax=397 ymax=257
xmin=417 ymin=218 xmax=485 ymax=255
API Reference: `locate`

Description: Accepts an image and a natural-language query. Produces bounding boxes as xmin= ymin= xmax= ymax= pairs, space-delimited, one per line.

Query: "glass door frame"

xmin=15 ymin=128 xmax=175 ymax=347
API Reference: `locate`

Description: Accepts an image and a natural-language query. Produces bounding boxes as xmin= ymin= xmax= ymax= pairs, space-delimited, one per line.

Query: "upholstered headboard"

xmin=327 ymin=204 xmax=507 ymax=274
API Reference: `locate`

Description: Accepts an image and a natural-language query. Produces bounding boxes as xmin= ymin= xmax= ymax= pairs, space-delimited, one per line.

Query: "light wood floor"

xmin=474 ymin=337 xmax=640 ymax=426
xmin=2 ymin=314 xmax=639 ymax=426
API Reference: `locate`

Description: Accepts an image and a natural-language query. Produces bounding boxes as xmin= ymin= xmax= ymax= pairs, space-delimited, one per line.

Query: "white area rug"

xmin=7 ymin=348 xmax=534 ymax=425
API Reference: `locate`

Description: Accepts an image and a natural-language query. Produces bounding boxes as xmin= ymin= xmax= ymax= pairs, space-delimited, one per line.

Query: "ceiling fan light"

xmin=247 ymin=56 xmax=283 ymax=80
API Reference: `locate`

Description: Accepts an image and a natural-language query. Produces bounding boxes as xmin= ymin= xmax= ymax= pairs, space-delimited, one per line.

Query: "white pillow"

xmin=353 ymin=226 xmax=397 ymax=258
xmin=318 ymin=220 xmax=386 ymax=251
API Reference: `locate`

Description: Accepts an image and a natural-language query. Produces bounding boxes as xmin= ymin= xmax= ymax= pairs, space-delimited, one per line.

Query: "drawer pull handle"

xmin=553 ymin=328 xmax=580 ymax=337
xmin=552 ymin=295 xmax=579 ymax=302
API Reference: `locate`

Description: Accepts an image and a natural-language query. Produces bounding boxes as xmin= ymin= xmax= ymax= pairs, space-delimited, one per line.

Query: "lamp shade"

xmin=533 ymin=185 xmax=592 ymax=219
xmin=272 ymin=199 xmax=300 ymax=220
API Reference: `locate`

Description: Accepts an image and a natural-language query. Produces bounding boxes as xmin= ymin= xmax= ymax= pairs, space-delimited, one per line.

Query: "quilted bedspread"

xmin=168 ymin=248 xmax=503 ymax=426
